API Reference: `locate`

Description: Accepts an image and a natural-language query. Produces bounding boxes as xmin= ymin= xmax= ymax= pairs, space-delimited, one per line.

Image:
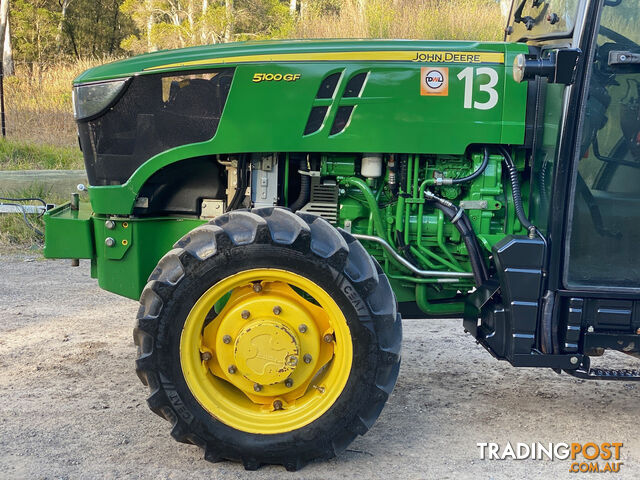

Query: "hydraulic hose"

xmin=425 ymin=191 xmax=489 ymax=285
xmin=499 ymin=146 xmax=533 ymax=231
xmin=289 ymin=158 xmax=310 ymax=212
xmin=451 ymin=147 xmax=490 ymax=184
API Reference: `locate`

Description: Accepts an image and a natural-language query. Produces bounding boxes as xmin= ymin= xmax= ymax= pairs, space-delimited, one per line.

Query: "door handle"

xmin=608 ymin=50 xmax=640 ymax=66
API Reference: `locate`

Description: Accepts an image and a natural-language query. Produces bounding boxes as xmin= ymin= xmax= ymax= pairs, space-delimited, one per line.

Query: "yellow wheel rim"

xmin=180 ymin=268 xmax=353 ymax=434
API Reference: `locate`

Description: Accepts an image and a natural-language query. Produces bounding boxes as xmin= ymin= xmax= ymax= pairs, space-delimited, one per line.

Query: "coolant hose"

xmin=499 ymin=146 xmax=533 ymax=231
xmin=289 ymin=160 xmax=310 ymax=212
xmin=339 ymin=176 xmax=387 ymax=239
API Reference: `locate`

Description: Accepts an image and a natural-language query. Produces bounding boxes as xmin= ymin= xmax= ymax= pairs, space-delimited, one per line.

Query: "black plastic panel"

xmin=465 ymin=235 xmax=545 ymax=365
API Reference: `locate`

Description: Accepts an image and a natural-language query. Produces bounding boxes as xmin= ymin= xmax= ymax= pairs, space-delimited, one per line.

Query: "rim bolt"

xmin=273 ymin=305 xmax=282 ymax=315
xmin=228 ymin=365 xmax=237 ymax=374
xmin=253 ymin=383 xmax=262 ymax=392
xmin=253 ymin=283 xmax=263 ymax=293
xmin=303 ymin=354 xmax=312 ymax=364
xmin=273 ymin=400 xmax=283 ymax=411
xmin=323 ymin=333 xmax=334 ymax=343
xmin=222 ymin=335 xmax=232 ymax=344
xmin=284 ymin=378 xmax=294 ymax=388
xmin=241 ymin=310 xmax=250 ymax=319
xmin=200 ymin=351 xmax=212 ymax=362
xmin=298 ymin=324 xmax=308 ymax=333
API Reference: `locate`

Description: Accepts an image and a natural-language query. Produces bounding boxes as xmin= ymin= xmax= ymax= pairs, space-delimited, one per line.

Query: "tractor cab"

xmin=466 ymin=0 xmax=640 ymax=379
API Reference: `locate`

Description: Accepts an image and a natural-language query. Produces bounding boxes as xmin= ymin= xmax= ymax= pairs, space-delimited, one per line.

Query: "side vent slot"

xmin=343 ymin=72 xmax=368 ymax=98
xmin=304 ymin=106 xmax=329 ymax=135
xmin=316 ymin=72 xmax=342 ymax=99
xmin=329 ymin=72 xmax=369 ymax=135
xmin=330 ymin=106 xmax=355 ymax=135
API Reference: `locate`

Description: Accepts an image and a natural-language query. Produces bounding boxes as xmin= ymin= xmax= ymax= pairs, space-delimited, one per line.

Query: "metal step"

xmin=565 ymin=367 xmax=640 ymax=381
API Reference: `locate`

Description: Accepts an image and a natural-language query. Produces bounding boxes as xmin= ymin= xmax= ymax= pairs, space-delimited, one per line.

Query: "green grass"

xmin=0 ymin=139 xmax=84 ymax=171
xmin=0 ymin=184 xmax=66 ymax=247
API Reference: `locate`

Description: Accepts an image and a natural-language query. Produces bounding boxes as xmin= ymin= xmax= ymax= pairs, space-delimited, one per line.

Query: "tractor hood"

xmin=75 ymin=39 xmax=518 ymax=84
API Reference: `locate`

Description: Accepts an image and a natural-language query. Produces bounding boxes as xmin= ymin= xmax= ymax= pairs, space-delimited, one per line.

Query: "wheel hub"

xmin=234 ymin=320 xmax=300 ymax=385
xmin=181 ymin=269 xmax=352 ymax=433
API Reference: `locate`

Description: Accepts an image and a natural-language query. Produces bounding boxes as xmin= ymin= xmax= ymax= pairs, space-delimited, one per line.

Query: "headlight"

xmin=72 ymin=79 xmax=129 ymax=121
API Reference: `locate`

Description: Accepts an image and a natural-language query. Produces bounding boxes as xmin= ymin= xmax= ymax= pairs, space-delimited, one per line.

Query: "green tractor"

xmin=44 ymin=0 xmax=640 ymax=470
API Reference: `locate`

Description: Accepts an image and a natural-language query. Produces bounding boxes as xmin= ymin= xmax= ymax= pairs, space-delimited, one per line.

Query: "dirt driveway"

xmin=0 ymin=253 xmax=638 ymax=479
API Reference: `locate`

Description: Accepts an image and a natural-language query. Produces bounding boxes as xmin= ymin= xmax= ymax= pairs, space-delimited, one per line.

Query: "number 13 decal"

xmin=457 ymin=67 xmax=499 ymax=110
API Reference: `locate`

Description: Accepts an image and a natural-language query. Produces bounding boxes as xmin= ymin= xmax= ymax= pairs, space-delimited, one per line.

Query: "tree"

xmin=4 ymin=10 xmax=13 ymax=75
xmin=0 ymin=0 xmax=8 ymax=67
xmin=55 ymin=0 xmax=74 ymax=51
xmin=224 ymin=0 xmax=233 ymax=42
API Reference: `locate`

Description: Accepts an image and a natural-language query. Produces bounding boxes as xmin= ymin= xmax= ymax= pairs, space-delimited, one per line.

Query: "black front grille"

xmin=78 ymin=68 xmax=235 ymax=186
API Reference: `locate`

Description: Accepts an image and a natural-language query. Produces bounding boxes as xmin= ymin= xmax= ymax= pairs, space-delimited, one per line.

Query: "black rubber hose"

xmin=499 ymin=146 xmax=533 ymax=230
xmin=289 ymin=159 xmax=310 ymax=212
xmin=428 ymin=196 xmax=488 ymax=285
xmin=228 ymin=155 xmax=248 ymax=211
xmin=451 ymin=147 xmax=490 ymax=184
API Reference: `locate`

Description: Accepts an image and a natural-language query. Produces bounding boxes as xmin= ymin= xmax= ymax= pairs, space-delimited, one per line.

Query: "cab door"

xmin=560 ymin=0 xmax=640 ymax=358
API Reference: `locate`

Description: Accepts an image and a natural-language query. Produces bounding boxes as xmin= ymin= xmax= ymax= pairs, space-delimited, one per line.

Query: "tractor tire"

xmin=133 ymin=207 xmax=401 ymax=471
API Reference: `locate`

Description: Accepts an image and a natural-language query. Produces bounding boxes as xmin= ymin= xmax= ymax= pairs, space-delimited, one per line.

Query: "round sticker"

xmin=425 ymin=70 xmax=444 ymax=89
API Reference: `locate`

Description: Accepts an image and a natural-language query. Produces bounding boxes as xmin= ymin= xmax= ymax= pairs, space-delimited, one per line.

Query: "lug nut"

xmin=273 ymin=400 xmax=283 ymax=410
xmin=284 ymin=378 xmax=294 ymax=388
xmin=241 ymin=310 xmax=250 ymax=319
xmin=200 ymin=351 xmax=212 ymax=362
xmin=287 ymin=355 xmax=298 ymax=367
xmin=105 ymin=237 xmax=115 ymax=247
xmin=323 ymin=333 xmax=334 ymax=343
xmin=273 ymin=306 xmax=282 ymax=315
xmin=222 ymin=335 xmax=232 ymax=344
xmin=253 ymin=283 xmax=263 ymax=293
xmin=303 ymin=354 xmax=312 ymax=364
xmin=253 ymin=383 xmax=262 ymax=392
xmin=298 ymin=324 xmax=308 ymax=333
xmin=105 ymin=220 xmax=115 ymax=230
xmin=228 ymin=365 xmax=237 ymax=374
xmin=588 ymin=326 xmax=595 ymax=333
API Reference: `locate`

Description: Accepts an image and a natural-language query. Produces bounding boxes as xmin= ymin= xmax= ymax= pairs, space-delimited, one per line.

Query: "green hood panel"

xmin=74 ymin=38 xmax=529 ymax=215
xmin=75 ymin=39 xmax=514 ymax=83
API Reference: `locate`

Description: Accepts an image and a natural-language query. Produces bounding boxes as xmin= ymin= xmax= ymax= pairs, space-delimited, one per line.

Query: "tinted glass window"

xmin=78 ymin=68 xmax=234 ymax=185
xmin=509 ymin=0 xmax=581 ymax=41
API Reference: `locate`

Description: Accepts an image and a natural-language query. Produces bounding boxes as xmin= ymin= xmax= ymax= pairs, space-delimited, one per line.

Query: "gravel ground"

xmin=0 ymin=253 xmax=638 ymax=479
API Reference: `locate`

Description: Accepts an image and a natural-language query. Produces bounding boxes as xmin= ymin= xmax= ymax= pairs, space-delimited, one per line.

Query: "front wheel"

xmin=133 ymin=208 xmax=401 ymax=470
